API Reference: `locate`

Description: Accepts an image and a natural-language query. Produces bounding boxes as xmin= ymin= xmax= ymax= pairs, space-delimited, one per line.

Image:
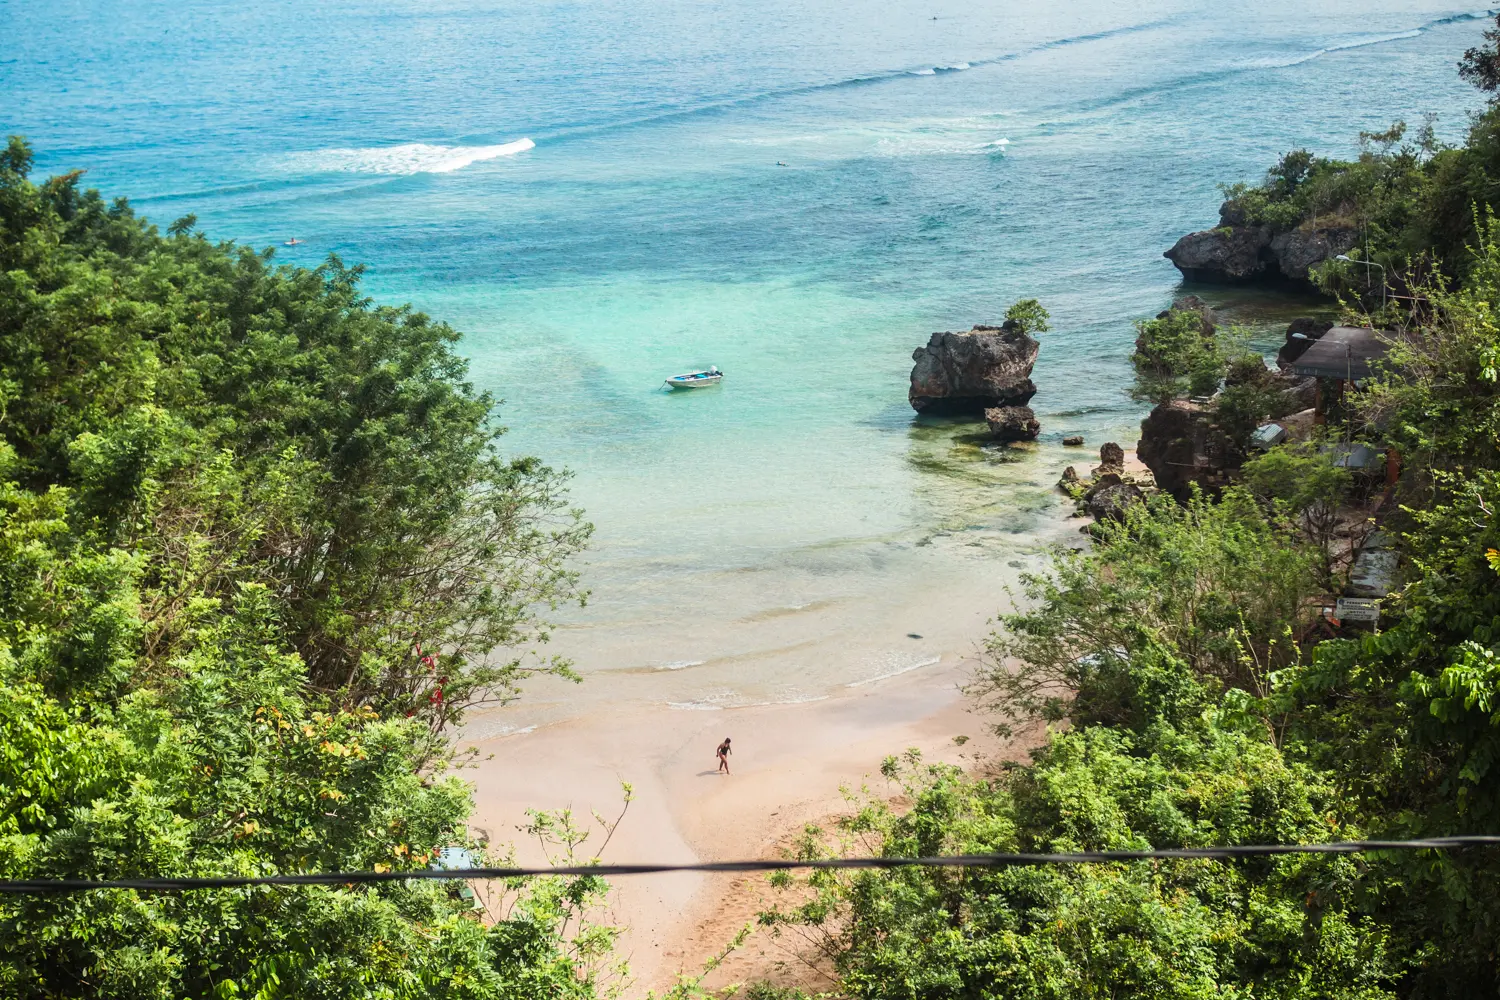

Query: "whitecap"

xmin=655 ymin=659 xmax=706 ymax=671
xmin=283 ymin=138 xmax=535 ymax=176
xmin=909 ymin=67 xmax=937 ymax=76
xmin=937 ymin=62 xmax=971 ymax=71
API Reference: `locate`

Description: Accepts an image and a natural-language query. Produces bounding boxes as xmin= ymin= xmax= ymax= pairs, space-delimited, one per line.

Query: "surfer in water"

xmin=716 ymin=737 xmax=732 ymax=774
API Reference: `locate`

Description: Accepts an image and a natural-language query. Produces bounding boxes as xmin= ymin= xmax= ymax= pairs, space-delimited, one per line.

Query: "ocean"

xmin=3 ymin=0 xmax=1490 ymax=726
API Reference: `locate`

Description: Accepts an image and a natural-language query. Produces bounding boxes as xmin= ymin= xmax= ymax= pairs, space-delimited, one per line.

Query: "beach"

xmin=465 ymin=641 xmax=1027 ymax=993
xmin=461 ymin=471 xmax=1091 ymax=993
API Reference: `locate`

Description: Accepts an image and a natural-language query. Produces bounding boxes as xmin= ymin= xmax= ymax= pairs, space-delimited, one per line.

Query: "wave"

xmin=1058 ymin=9 xmax=1498 ymax=118
xmin=846 ymin=654 xmax=941 ymax=688
xmin=282 ymin=138 xmax=535 ymax=176
xmin=654 ymin=659 xmax=705 ymax=670
xmin=539 ymin=19 xmax=1177 ymax=144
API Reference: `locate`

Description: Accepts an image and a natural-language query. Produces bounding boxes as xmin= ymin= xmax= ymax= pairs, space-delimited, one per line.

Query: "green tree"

xmin=1004 ymin=298 xmax=1051 ymax=335
xmin=0 ymin=140 xmax=610 ymax=997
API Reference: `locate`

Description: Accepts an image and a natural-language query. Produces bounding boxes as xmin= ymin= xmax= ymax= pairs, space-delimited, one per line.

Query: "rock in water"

xmin=910 ymin=321 xmax=1039 ymax=415
xmin=985 ymin=405 xmax=1040 ymax=441
xmin=1163 ymin=224 xmax=1269 ymax=283
xmin=1163 ymin=201 xmax=1357 ymax=288
xmin=1062 ymin=435 xmax=1084 ymax=446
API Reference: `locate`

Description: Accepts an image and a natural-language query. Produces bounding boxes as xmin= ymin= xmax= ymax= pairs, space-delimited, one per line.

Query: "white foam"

xmin=655 ymin=659 xmax=706 ymax=671
xmin=285 ymin=138 xmax=535 ymax=176
xmin=909 ymin=67 xmax=937 ymax=76
xmin=667 ymin=700 xmax=724 ymax=711
xmin=846 ymin=654 xmax=941 ymax=687
xmin=939 ymin=62 xmax=971 ymax=71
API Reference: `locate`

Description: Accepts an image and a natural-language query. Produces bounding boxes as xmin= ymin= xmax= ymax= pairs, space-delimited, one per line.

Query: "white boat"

xmin=664 ymin=367 xmax=723 ymax=390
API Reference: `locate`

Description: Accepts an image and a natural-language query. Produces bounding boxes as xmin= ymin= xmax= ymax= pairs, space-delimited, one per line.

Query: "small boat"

xmin=284 ymin=238 xmax=304 ymax=246
xmin=664 ymin=366 xmax=723 ymax=390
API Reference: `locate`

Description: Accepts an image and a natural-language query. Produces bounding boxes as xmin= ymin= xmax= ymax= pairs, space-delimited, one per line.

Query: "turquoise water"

xmin=3 ymin=1 xmax=1492 ymax=713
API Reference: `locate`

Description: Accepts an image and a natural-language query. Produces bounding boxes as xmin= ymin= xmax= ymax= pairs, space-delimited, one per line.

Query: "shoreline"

xmin=464 ymin=651 xmax=1025 ymax=994
xmin=459 ymin=446 xmax=1106 ymax=993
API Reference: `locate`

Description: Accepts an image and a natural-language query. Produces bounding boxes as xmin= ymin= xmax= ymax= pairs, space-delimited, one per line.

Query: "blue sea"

xmin=3 ymin=0 xmax=1491 ymax=719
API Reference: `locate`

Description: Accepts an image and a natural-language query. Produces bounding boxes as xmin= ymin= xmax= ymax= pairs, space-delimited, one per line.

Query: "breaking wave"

xmin=284 ymin=138 xmax=535 ymax=176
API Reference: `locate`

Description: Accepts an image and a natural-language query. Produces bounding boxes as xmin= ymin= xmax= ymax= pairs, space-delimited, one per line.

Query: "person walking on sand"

xmin=716 ymin=737 xmax=732 ymax=774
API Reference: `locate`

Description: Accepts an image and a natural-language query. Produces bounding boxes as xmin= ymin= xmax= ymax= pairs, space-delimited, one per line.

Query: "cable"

xmin=2 ymin=836 xmax=1498 ymax=894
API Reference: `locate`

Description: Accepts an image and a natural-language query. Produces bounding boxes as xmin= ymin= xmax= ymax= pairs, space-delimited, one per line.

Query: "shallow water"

xmin=4 ymin=0 xmax=1491 ymax=720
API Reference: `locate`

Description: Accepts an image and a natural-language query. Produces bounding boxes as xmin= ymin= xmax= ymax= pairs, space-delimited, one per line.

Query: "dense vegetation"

xmin=759 ymin=22 xmax=1500 ymax=1000
xmin=1214 ymin=23 xmax=1500 ymax=300
xmin=0 ymin=137 xmax=618 ymax=998
xmin=15 ymin=16 xmax=1500 ymax=1000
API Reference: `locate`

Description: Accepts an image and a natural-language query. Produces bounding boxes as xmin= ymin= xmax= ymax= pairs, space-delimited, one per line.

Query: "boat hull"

xmin=664 ymin=373 xmax=722 ymax=389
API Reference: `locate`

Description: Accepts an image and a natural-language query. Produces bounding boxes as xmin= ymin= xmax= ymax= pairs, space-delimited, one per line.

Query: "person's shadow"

xmin=695 ymin=769 xmax=721 ymax=777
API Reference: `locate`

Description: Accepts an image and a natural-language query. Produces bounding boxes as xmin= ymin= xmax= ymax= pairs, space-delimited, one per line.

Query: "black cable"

xmin=1 ymin=836 xmax=1497 ymax=894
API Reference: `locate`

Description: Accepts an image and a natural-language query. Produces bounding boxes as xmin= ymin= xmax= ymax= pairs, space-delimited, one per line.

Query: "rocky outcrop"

xmin=1136 ymin=400 xmax=1233 ymax=501
xmin=1094 ymin=442 xmax=1125 ymax=476
xmin=1062 ymin=435 xmax=1084 ymax=446
xmin=1164 ymin=202 xmax=1358 ymax=288
xmin=985 ymin=405 xmax=1040 ymax=441
xmin=1084 ymin=477 xmax=1145 ymax=522
xmin=910 ymin=320 xmax=1039 ymax=415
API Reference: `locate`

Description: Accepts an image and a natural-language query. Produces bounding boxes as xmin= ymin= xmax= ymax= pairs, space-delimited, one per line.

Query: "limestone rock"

xmin=1155 ymin=295 xmax=1218 ymax=335
xmin=1163 ymin=200 xmax=1358 ymax=289
xmin=1062 ymin=435 xmax=1084 ymax=446
xmin=1268 ymin=227 xmax=1359 ymax=282
xmin=909 ymin=321 xmax=1040 ymax=415
xmin=1092 ymin=441 xmax=1125 ymax=478
xmin=1086 ymin=482 xmax=1140 ymax=524
xmin=1136 ymin=400 xmax=1232 ymax=501
xmin=985 ymin=405 xmax=1040 ymax=441
xmin=1163 ymin=224 xmax=1270 ymax=283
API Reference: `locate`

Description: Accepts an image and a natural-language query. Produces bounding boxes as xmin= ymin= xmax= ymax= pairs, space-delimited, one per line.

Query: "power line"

xmin=2 ymin=836 xmax=1498 ymax=895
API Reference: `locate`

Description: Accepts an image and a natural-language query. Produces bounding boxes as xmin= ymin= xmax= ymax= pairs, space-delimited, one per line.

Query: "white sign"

xmin=1336 ymin=597 xmax=1381 ymax=622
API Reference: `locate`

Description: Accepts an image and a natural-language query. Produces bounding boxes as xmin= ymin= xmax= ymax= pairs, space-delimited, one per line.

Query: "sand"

xmin=459 ymin=448 xmax=1110 ymax=994
xmin=464 ymin=649 xmax=1026 ymax=994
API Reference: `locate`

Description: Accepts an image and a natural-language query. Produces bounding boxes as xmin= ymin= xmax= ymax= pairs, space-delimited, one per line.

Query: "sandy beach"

xmin=457 ymin=445 xmax=1130 ymax=993
xmin=465 ymin=651 xmax=1023 ymax=994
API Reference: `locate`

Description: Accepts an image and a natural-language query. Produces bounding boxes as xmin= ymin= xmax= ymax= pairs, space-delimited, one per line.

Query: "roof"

xmin=1290 ymin=327 xmax=1391 ymax=381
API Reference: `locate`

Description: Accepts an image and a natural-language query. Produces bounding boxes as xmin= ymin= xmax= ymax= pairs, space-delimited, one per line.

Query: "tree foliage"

xmin=0 ymin=139 xmax=607 ymax=997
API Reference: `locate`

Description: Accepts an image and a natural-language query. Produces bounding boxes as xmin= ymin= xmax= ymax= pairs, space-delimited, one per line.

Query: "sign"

xmin=1336 ymin=597 xmax=1381 ymax=622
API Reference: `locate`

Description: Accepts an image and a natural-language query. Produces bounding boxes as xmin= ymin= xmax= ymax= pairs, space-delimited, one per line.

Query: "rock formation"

xmin=1093 ymin=442 xmax=1125 ymax=477
xmin=1164 ymin=201 xmax=1358 ymax=289
xmin=1136 ymin=400 xmax=1233 ymax=501
xmin=985 ymin=405 xmax=1040 ymax=441
xmin=1063 ymin=435 xmax=1084 ymax=446
xmin=1084 ymin=478 xmax=1145 ymax=522
xmin=910 ymin=320 xmax=1039 ymax=415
